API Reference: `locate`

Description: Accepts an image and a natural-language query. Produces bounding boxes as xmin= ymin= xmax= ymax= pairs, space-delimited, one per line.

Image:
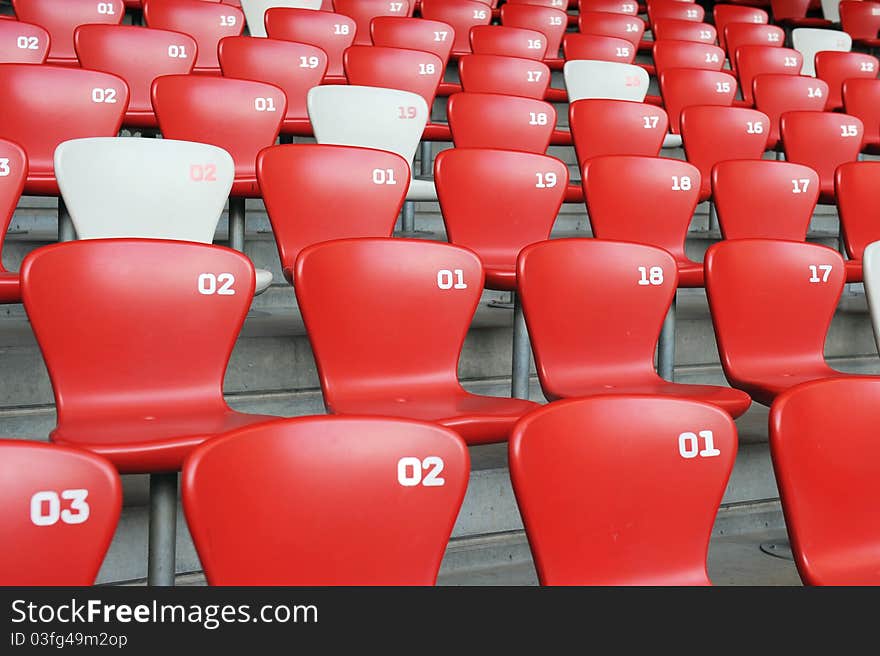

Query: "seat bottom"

xmin=731 ymin=366 xmax=843 ymax=407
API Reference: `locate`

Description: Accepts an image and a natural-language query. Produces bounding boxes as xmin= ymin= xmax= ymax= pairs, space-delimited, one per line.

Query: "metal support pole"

xmin=420 ymin=141 xmax=432 ymax=177
xmin=147 ymin=473 xmax=178 ymax=587
xmin=401 ymin=201 xmax=415 ymax=234
xmin=511 ymin=291 xmax=531 ymax=399
xmin=658 ymin=291 xmax=677 ymax=382
xmin=708 ymin=202 xmax=719 ymax=233
xmin=228 ymin=196 xmax=246 ymax=252
xmin=58 ymin=198 xmax=75 ymax=242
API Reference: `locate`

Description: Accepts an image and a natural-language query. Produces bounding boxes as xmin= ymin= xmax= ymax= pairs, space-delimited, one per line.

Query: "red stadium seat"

xmin=843 ymin=78 xmax=880 ymax=154
xmin=264 ymin=8 xmax=354 ymax=83
xmin=780 ymin=110 xmax=863 ymax=204
xmin=734 ymin=45 xmax=803 ymax=106
xmin=712 ymin=160 xmax=819 ymax=240
xmin=0 ymin=19 xmax=49 ymax=63
xmin=238 ymin=0 xmax=322 ymax=38
xmin=561 ymin=33 xmax=637 ymax=63
xmin=0 ymin=138 xmax=25 ymax=303
xmin=11 ymin=0 xmax=123 ymax=66
xmin=447 ymin=92 xmax=555 ymax=153
xmin=257 ymin=144 xmax=408 ymax=283
xmin=293 ymin=238 xmax=540 ymax=444
xmin=839 ymin=0 xmax=880 ymax=49
xmin=371 ymin=16 xmax=455 ymax=66
xmin=652 ymin=40 xmax=725 ymax=77
xmin=582 ymin=155 xmax=704 ymax=287
xmin=713 ymin=4 xmax=768 ymax=53
xmin=219 ymin=36 xmax=326 ymax=138
xmin=578 ymin=11 xmax=645 ymax=50
xmin=509 ymin=395 xmax=737 ymax=585
xmin=769 ymin=376 xmax=880 ymax=586
xmin=516 ymin=239 xmax=752 ymax=415
xmin=704 ymin=239 xmax=845 ymax=406
xmin=499 ymin=3 xmax=567 ymax=62
xmin=419 ymin=0 xmax=492 ymax=58
xmin=659 ymin=68 xmax=738 ymax=135
xmin=834 ymin=161 xmax=880 ymax=283
xmin=143 ymin=0 xmax=243 ymax=75
xmin=648 ymin=0 xmax=705 ymax=24
xmin=334 ymin=0 xmax=410 ymax=47
xmin=652 ymin=18 xmax=717 ymax=45
xmin=815 ymin=51 xmax=879 ymax=111
xmin=771 ymin=0 xmax=833 ymax=28
xmin=470 ymin=25 xmax=550 ymax=60
xmin=723 ymin=23 xmax=785 ymax=73
xmin=753 ymin=74 xmax=828 ymax=149
xmin=579 ymin=0 xmax=639 ymax=14
xmin=74 ymin=25 xmax=196 ymax=130
xmin=680 ymin=105 xmax=770 ymax=202
xmin=183 ymin=416 xmax=468 ymax=585
xmin=0 ymin=440 xmax=121 ymax=585
xmin=569 ymin=99 xmax=667 ymax=165
xmin=458 ymin=53 xmax=550 ymax=100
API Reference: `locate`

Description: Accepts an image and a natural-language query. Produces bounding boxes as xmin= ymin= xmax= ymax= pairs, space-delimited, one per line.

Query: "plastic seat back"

xmin=569 ymin=99 xmax=667 ymax=165
xmin=792 ymin=27 xmax=851 ymax=76
xmin=447 ymin=92 xmax=555 ymax=152
xmin=753 ymin=74 xmax=828 ymax=148
xmin=144 ymin=0 xmax=244 ymax=74
xmin=704 ymin=239 xmax=843 ymax=394
xmin=459 ymin=54 xmax=551 ymax=99
xmin=712 ymin=160 xmax=819 ymax=240
xmin=780 ymin=110 xmax=863 ymax=202
xmin=470 ymin=25 xmax=549 ymax=60
xmin=0 ymin=64 xmax=129 ymax=195
xmin=843 ymin=78 xmax=880 ymax=150
xmin=659 ymin=68 xmax=738 ymax=134
xmin=419 ymin=0 xmax=492 ymax=57
xmin=735 ymin=46 xmax=803 ymax=107
xmin=265 ymin=8 xmax=354 ymax=80
xmin=839 ymin=0 xmax=880 ymax=44
xmin=769 ymin=377 xmax=880 ymax=586
xmin=578 ymin=11 xmax=645 ymax=48
xmin=815 ymin=50 xmax=879 ymax=111
xmin=0 ymin=440 xmax=121 ymax=585
xmin=183 ymin=416 xmax=469 ymax=585
xmin=257 ymin=144 xmax=408 ymax=280
xmin=648 ymin=0 xmax=705 ymax=24
xmin=652 ymin=19 xmax=717 ymax=45
xmin=344 ymin=45 xmax=442 ymax=111
xmin=517 ymin=239 xmax=677 ymax=398
xmin=0 ymin=19 xmax=49 ymax=63
xmin=579 ymin=0 xmax=639 ymax=14
xmin=11 ymin=0 xmax=123 ymax=65
xmin=680 ymin=105 xmax=770 ymax=201
xmin=500 ymin=4 xmax=567 ymax=58
xmin=293 ymin=238 xmax=484 ymax=406
xmin=371 ymin=16 xmax=455 ymax=66
xmin=713 ymin=5 xmax=767 ymax=52
xmin=55 ymin=137 xmax=234 ymax=241
xmin=22 ymin=239 xmax=256 ymax=428
xmin=835 ymin=162 xmax=880 ymax=264
xmin=564 ymin=59 xmax=649 ymax=102
xmin=74 ymin=25 xmax=197 ymax=129
xmin=561 ymin=33 xmax=636 ymax=63
xmin=509 ymin=395 xmax=736 ymax=585
xmin=335 ymin=0 xmax=411 ymax=46
xmin=152 ymin=75 xmax=285 ymax=194
xmin=772 ymin=0 xmax=820 ymax=22
xmin=239 ymin=0 xmax=321 ymax=38
xmin=652 ymin=40 xmax=725 ymax=76
xmin=724 ymin=23 xmax=785 ymax=71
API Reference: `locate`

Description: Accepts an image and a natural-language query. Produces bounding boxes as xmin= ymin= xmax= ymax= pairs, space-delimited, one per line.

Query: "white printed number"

xmin=700 ymin=30 xmax=712 ymax=40
xmin=861 ymin=61 xmax=876 ymax=72
xmin=418 ymin=63 xmax=436 ymax=75
xmin=784 ymin=56 xmax=798 ymax=68
xmin=535 ymin=172 xmax=557 ymax=188
xmin=527 ymin=70 xmax=542 ymax=82
xmin=807 ymin=86 xmax=823 ymax=98
xmin=300 ymin=56 xmax=319 ymax=68
xmin=671 ymin=175 xmax=692 ymax=191
xmin=678 ymin=431 xmax=721 ymax=459
xmin=549 ymin=16 xmax=563 ymax=26
xmin=637 ymin=266 xmax=664 ymax=286
xmin=643 ymin=115 xmax=659 ymax=129
xmin=746 ymin=121 xmax=764 ymax=134
xmin=529 ymin=112 xmax=548 ymax=126
xmin=437 ymin=269 xmax=467 ymax=290
xmin=616 ymin=46 xmax=630 ymax=57
xmin=91 ymin=88 xmax=117 ymax=103
xmin=716 ymin=81 xmax=731 ymax=93
xmin=333 ymin=23 xmax=350 ymax=35
xmin=30 ymin=490 xmax=90 ymax=527
xmin=705 ymin=52 xmax=720 ymax=63
xmin=96 ymin=2 xmax=115 ymax=15
xmin=808 ymin=264 xmax=832 ymax=283
xmin=389 ymin=2 xmax=404 ymax=11
xmin=397 ymin=457 xmax=445 ymax=487
xmin=768 ymin=32 xmax=780 ymax=42
xmin=527 ymin=39 xmax=543 ymax=51
xmin=434 ymin=31 xmax=448 ymax=42
xmin=0 ymin=158 xmax=9 ymax=177
xmin=16 ymin=35 xmax=39 ymax=50
xmin=167 ymin=45 xmax=188 ymax=59
xmin=198 ymin=273 xmax=236 ymax=295
xmin=474 ymin=9 xmax=488 ymax=18
xmin=371 ymin=168 xmax=397 ymax=185
xmin=220 ymin=15 xmax=237 ymax=26
xmin=840 ymin=125 xmax=859 ymax=137
xmin=625 ymin=22 xmax=638 ymax=32
xmin=791 ymin=178 xmax=810 ymax=194
xmin=254 ymin=97 xmax=276 ymax=112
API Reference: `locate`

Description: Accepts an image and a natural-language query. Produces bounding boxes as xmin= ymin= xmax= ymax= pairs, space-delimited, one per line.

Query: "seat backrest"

xmin=74 ymin=25 xmax=196 ymax=128
xmin=293 ymin=238 xmax=483 ymax=403
xmin=459 ymin=53 xmax=551 ymax=99
xmin=712 ymin=160 xmax=819 ymax=240
xmin=0 ymin=19 xmax=49 ymax=63
xmin=652 ymin=18 xmax=717 ymax=45
xmin=509 ymin=395 xmax=736 ymax=585
xmin=680 ymin=105 xmax=770 ymax=201
xmin=239 ymin=0 xmax=321 ymax=38
xmin=569 ymin=98 xmax=667 ymax=165
xmin=768 ymin=376 xmax=880 ymax=586
xmin=256 ymin=143 xmax=408 ymax=279
xmin=470 ymin=25 xmax=550 ymax=60
xmin=723 ymin=23 xmax=785 ymax=72
xmin=500 ymin=3 xmax=567 ymax=58
xmin=307 ymin=85 xmax=427 ymax=174
xmin=55 ymin=137 xmax=234 ymax=241
xmin=780 ymin=110 xmax=863 ymax=201
xmin=0 ymin=64 xmax=128 ymax=193
xmin=11 ymin=0 xmax=123 ymax=64
xmin=835 ymin=162 xmax=880 ymax=262
xmin=419 ymin=0 xmax=492 ymax=56
xmin=508 ymin=0 xmax=568 ymax=9
xmin=704 ymin=239 xmax=843 ymax=385
xmin=219 ymin=36 xmax=326 ymax=130
xmin=22 ymin=239 xmax=255 ymax=422
xmin=712 ymin=4 xmax=767 ymax=52
xmin=577 ymin=10 xmax=645 ymax=48
xmin=517 ymin=239 xmax=677 ymax=398
xmin=815 ymin=50 xmax=879 ymax=110
xmin=434 ymin=148 xmax=567 ymax=285
xmin=839 ymin=0 xmax=880 ymax=42
xmin=182 ymin=415 xmax=469 ymax=585
xmin=579 ymin=0 xmax=639 ymax=14
xmin=152 ymin=74 xmax=285 ymax=186
xmin=771 ymin=0 xmax=813 ymax=20
xmin=344 ymin=45 xmax=442 ymax=111
xmin=843 ymin=78 xmax=880 ymax=148
xmin=143 ymin=0 xmax=244 ymax=73
xmin=753 ymin=73 xmax=828 ymax=147
xmin=659 ymin=68 xmax=737 ymax=134
xmin=447 ymin=92 xmax=555 ymax=152
xmin=564 ymin=59 xmax=649 ymax=102
xmin=792 ymin=27 xmax=851 ymax=76
xmin=734 ymin=45 xmax=803 ymax=106
xmin=652 ymin=40 xmax=725 ymax=76
xmin=334 ymin=0 xmax=411 ymax=46
xmin=561 ymin=33 xmax=636 ymax=63
xmin=370 ymin=16 xmax=455 ymax=66
xmin=648 ymin=0 xmax=705 ymax=24
xmin=582 ymin=155 xmax=698 ymax=262
xmin=0 ymin=138 xmax=26 ymax=272
xmin=0 ymin=440 xmax=121 ymax=585
xmin=264 ymin=8 xmax=353 ymax=80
